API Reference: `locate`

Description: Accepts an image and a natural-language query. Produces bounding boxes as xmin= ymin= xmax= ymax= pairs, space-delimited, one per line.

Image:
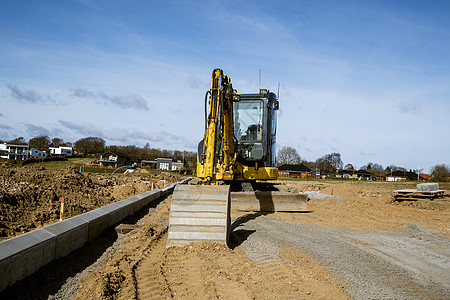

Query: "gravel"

xmin=232 ymin=216 xmax=450 ymax=300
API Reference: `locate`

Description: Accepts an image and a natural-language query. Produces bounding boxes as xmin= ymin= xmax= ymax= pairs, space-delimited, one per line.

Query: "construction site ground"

xmin=1 ymin=164 xmax=449 ymax=299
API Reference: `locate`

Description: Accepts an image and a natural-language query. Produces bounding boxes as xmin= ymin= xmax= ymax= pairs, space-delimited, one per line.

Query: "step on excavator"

xmin=167 ymin=69 xmax=307 ymax=247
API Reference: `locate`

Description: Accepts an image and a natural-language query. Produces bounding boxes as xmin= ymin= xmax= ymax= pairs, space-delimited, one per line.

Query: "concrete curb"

xmin=0 ymin=185 xmax=174 ymax=292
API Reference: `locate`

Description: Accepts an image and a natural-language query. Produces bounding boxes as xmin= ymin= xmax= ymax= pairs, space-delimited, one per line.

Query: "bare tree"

xmin=362 ymin=162 xmax=384 ymax=175
xmin=344 ymin=163 xmax=355 ymax=170
xmin=276 ymin=146 xmax=302 ymax=165
xmin=74 ymin=137 xmax=105 ymax=157
xmin=51 ymin=137 xmax=64 ymax=147
xmin=29 ymin=135 xmax=51 ymax=148
xmin=315 ymin=153 xmax=343 ymax=173
xmin=8 ymin=137 xmax=27 ymax=145
xmin=430 ymin=164 xmax=450 ymax=182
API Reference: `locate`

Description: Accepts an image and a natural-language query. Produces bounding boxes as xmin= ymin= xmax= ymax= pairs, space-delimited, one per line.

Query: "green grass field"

xmin=27 ymin=157 xmax=95 ymax=171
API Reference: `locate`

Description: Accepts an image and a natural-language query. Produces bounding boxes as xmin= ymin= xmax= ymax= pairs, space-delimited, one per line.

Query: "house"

xmin=356 ymin=169 xmax=373 ymax=180
xmin=419 ymin=174 xmax=430 ymax=181
xmin=386 ymin=170 xmax=426 ymax=181
xmin=99 ymin=151 xmax=141 ymax=168
xmin=278 ymin=163 xmax=313 ymax=178
xmin=49 ymin=146 xmax=73 ymax=156
xmin=29 ymin=148 xmax=47 ymax=159
xmin=0 ymin=143 xmax=29 ymax=160
xmin=141 ymin=157 xmax=185 ymax=171
xmin=336 ymin=169 xmax=358 ymax=179
xmin=156 ymin=157 xmax=185 ymax=171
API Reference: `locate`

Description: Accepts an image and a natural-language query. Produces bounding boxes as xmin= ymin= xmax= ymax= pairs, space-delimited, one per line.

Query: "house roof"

xmin=386 ymin=170 xmax=419 ymax=180
xmin=356 ymin=169 xmax=373 ymax=176
xmin=419 ymin=174 xmax=430 ymax=180
xmin=338 ymin=169 xmax=356 ymax=175
xmin=278 ymin=164 xmax=312 ymax=172
xmin=101 ymin=151 xmax=128 ymax=158
xmin=101 ymin=151 xmax=141 ymax=161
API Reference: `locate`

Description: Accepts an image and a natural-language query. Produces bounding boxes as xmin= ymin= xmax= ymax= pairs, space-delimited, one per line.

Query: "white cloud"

xmin=6 ymin=84 xmax=58 ymax=105
xmin=70 ymin=88 xmax=150 ymax=111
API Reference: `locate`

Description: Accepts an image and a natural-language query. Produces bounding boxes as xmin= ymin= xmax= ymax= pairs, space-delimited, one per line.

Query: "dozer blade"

xmin=230 ymin=192 xmax=308 ymax=212
xmin=167 ymin=185 xmax=230 ymax=247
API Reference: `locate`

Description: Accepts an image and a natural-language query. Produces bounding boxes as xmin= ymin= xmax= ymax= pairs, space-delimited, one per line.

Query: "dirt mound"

xmin=0 ymin=163 xmax=180 ymax=240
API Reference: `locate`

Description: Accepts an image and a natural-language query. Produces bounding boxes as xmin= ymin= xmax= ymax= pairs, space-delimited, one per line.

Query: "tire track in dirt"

xmin=135 ymin=235 xmax=172 ymax=300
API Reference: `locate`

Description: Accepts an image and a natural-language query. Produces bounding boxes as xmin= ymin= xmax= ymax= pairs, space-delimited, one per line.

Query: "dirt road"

xmin=235 ymin=216 xmax=450 ymax=299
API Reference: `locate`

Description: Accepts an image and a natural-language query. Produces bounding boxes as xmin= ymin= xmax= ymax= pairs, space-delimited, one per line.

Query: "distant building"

xmin=386 ymin=170 xmax=427 ymax=181
xmin=356 ymin=169 xmax=373 ymax=180
xmin=336 ymin=169 xmax=358 ymax=179
xmin=141 ymin=157 xmax=185 ymax=171
xmin=29 ymin=148 xmax=47 ymax=159
xmin=99 ymin=151 xmax=141 ymax=168
xmin=0 ymin=143 xmax=29 ymax=160
xmin=278 ymin=163 xmax=313 ymax=178
xmin=49 ymin=146 xmax=73 ymax=156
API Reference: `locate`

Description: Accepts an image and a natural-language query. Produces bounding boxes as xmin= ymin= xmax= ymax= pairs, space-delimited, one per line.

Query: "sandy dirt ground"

xmin=1 ymin=176 xmax=448 ymax=299
xmin=0 ymin=162 xmax=181 ymax=240
xmin=276 ymin=180 xmax=449 ymax=235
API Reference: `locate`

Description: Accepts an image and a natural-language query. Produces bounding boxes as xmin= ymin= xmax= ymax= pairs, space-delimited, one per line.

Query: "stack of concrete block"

xmin=417 ymin=183 xmax=439 ymax=191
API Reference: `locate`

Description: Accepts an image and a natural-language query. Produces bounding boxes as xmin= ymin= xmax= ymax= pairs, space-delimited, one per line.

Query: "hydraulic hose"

xmin=204 ymin=90 xmax=210 ymax=131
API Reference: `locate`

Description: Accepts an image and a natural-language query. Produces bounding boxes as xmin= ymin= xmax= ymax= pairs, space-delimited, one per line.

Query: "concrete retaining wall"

xmin=0 ymin=185 xmax=175 ymax=292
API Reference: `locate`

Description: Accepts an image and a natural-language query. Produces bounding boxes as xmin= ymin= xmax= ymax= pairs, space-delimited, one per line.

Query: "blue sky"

xmin=0 ymin=0 xmax=449 ymax=172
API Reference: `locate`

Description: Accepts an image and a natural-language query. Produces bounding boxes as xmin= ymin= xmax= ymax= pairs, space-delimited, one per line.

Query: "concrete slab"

xmin=96 ymin=203 xmax=124 ymax=227
xmin=141 ymin=189 xmax=161 ymax=206
xmin=162 ymin=185 xmax=175 ymax=195
xmin=417 ymin=183 xmax=439 ymax=191
xmin=0 ymin=228 xmax=56 ymax=292
xmin=43 ymin=217 xmax=88 ymax=258
xmin=78 ymin=209 xmax=110 ymax=240
xmin=117 ymin=196 xmax=141 ymax=216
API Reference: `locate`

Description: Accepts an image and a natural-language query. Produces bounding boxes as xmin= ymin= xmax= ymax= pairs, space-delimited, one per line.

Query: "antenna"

xmin=277 ymin=82 xmax=280 ymax=99
xmin=258 ymin=69 xmax=261 ymax=87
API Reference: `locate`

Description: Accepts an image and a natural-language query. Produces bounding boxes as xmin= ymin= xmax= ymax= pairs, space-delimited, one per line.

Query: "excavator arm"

xmin=198 ymin=69 xmax=240 ymax=183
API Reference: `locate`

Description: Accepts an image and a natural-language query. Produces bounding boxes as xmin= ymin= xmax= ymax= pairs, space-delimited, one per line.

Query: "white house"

xmin=49 ymin=146 xmax=73 ymax=156
xmin=0 ymin=143 xmax=29 ymax=160
xmin=29 ymin=148 xmax=47 ymax=159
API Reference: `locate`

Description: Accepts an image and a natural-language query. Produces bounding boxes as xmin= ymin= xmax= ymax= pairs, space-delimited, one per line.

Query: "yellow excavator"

xmin=167 ymin=69 xmax=307 ymax=247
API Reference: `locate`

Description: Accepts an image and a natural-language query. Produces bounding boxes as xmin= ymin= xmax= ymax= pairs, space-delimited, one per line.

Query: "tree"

xmin=29 ymin=135 xmax=51 ymax=148
xmin=385 ymin=165 xmax=406 ymax=174
xmin=315 ymin=153 xmax=343 ymax=173
xmin=8 ymin=137 xmax=27 ymax=145
xmin=51 ymin=137 xmax=64 ymax=147
xmin=344 ymin=163 xmax=355 ymax=170
xmin=276 ymin=146 xmax=302 ymax=165
xmin=362 ymin=162 xmax=384 ymax=175
xmin=74 ymin=137 xmax=106 ymax=157
xmin=430 ymin=164 xmax=450 ymax=182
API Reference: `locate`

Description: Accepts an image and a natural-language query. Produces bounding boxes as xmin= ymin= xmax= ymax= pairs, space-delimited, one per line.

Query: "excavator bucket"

xmin=167 ymin=185 xmax=231 ymax=247
xmin=231 ymin=192 xmax=308 ymax=212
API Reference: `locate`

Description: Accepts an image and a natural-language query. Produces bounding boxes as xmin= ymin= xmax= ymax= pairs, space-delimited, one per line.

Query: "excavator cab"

xmin=234 ymin=90 xmax=278 ymax=169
